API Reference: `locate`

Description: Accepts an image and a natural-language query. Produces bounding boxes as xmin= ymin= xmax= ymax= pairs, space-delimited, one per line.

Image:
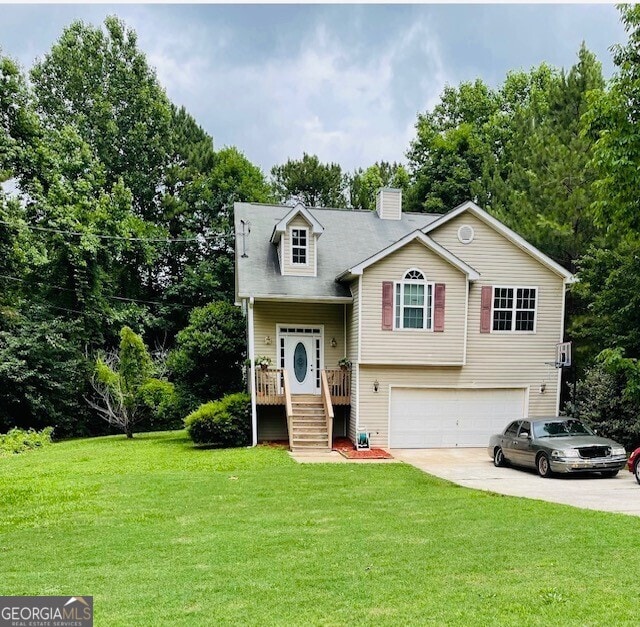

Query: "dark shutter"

xmin=480 ymin=285 xmax=493 ymax=333
xmin=433 ymin=283 xmax=445 ymax=332
xmin=382 ymin=281 xmax=394 ymax=330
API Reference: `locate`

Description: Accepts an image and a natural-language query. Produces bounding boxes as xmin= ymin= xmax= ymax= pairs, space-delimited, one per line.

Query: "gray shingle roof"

xmin=234 ymin=202 xmax=440 ymax=301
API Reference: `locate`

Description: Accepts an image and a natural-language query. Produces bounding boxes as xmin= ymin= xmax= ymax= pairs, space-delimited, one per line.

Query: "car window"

xmin=504 ymin=421 xmax=520 ymax=437
xmin=518 ymin=421 xmax=531 ymax=438
xmin=533 ymin=419 xmax=594 ymax=438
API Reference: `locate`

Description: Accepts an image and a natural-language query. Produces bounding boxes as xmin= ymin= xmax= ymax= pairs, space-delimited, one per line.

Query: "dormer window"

xmin=291 ymin=227 xmax=308 ymax=265
xmin=395 ymin=269 xmax=433 ymax=330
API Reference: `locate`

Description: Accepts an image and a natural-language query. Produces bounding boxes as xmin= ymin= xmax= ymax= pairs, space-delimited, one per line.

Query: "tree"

xmin=88 ymin=326 xmax=173 ymax=438
xmin=271 ymin=153 xmax=347 ymax=207
xmin=585 ymin=5 xmax=640 ymax=234
xmin=168 ymin=302 xmax=246 ymax=414
xmin=406 ymin=79 xmax=498 ymax=213
xmin=0 ymin=307 xmax=88 ymax=437
xmin=349 ymin=162 xmax=409 ymax=211
xmin=488 ymin=47 xmax=604 ymax=270
xmin=571 ymin=237 xmax=640 ymax=366
xmin=30 ymin=16 xmax=172 ymax=221
xmin=569 ymin=347 xmax=640 ymax=450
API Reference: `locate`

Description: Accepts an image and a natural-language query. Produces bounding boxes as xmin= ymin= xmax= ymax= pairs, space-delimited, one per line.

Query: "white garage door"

xmin=390 ymin=387 xmax=526 ymax=448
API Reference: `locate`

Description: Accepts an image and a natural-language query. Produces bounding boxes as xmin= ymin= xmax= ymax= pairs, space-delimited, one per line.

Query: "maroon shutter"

xmin=480 ymin=285 xmax=493 ymax=333
xmin=382 ymin=281 xmax=394 ymax=330
xmin=433 ymin=283 xmax=445 ymax=332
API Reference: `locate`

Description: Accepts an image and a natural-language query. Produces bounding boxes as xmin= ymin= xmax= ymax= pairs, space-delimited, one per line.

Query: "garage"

xmin=389 ymin=387 xmax=527 ymax=448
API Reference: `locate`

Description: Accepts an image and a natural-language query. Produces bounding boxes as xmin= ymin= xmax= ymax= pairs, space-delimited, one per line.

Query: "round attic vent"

xmin=457 ymin=225 xmax=475 ymax=244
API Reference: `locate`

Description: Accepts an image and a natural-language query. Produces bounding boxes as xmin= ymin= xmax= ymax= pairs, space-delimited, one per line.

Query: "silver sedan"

xmin=488 ymin=418 xmax=627 ymax=478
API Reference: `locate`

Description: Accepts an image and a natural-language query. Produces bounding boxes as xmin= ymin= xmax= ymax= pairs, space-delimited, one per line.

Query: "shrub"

xmin=168 ymin=302 xmax=246 ymax=416
xmin=184 ymin=393 xmax=251 ymax=447
xmin=138 ymin=379 xmax=181 ymax=431
xmin=0 ymin=427 xmax=54 ymax=456
xmin=567 ymin=362 xmax=640 ymax=450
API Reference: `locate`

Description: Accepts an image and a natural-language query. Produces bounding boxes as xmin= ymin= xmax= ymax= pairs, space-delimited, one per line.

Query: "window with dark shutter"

xmin=382 ymin=281 xmax=393 ymax=330
xmin=480 ymin=285 xmax=492 ymax=333
xmin=433 ymin=283 xmax=445 ymax=332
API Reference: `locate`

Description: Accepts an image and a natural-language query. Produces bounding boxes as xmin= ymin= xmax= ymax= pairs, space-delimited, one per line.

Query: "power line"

xmin=0 ymin=219 xmax=221 ymax=244
xmin=0 ymin=273 xmax=196 ymax=309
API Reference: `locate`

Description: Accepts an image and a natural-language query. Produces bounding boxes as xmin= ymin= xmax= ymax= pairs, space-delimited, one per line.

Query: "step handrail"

xmin=320 ymin=370 xmax=334 ymax=450
xmin=282 ymin=369 xmax=293 ymax=450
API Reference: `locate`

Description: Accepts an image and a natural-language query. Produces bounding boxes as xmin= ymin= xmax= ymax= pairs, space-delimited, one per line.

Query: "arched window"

xmin=395 ymin=269 xmax=433 ymax=330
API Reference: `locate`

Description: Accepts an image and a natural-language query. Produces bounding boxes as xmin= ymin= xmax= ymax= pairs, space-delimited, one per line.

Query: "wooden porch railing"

xmin=320 ymin=370 xmax=334 ymax=448
xmin=324 ymin=368 xmax=351 ymax=405
xmin=282 ymin=369 xmax=293 ymax=450
xmin=255 ymin=367 xmax=285 ymax=405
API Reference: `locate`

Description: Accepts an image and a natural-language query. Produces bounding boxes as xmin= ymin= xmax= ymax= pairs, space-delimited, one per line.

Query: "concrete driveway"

xmin=391 ymin=448 xmax=640 ymax=517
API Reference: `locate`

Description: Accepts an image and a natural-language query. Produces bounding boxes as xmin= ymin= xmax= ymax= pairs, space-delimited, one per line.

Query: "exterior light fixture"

xmin=264 ymin=336 xmax=272 ymax=345
xmin=539 ymin=383 xmax=546 ymax=394
xmin=373 ymin=380 xmax=379 ymax=393
xmin=331 ymin=337 xmax=337 ymax=348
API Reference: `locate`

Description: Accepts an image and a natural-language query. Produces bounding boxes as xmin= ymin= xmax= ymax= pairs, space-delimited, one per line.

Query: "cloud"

xmin=151 ymin=16 xmax=448 ymax=173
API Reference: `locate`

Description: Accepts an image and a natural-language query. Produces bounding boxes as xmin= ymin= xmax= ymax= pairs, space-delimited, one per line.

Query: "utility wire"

xmin=0 ymin=273 xmax=196 ymax=309
xmin=0 ymin=218 xmax=221 ymax=243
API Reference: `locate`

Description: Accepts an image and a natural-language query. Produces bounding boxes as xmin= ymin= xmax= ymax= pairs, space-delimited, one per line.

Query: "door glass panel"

xmin=293 ymin=342 xmax=307 ymax=383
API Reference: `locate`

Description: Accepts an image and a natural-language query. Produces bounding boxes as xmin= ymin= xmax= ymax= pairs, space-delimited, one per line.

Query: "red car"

xmin=628 ymin=447 xmax=640 ymax=484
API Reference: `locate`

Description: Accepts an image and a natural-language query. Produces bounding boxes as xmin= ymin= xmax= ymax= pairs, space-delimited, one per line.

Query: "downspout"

xmin=248 ymin=296 xmax=257 ymax=446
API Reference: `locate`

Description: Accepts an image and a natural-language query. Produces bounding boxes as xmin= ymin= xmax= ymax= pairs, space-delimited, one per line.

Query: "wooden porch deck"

xmin=255 ymin=367 xmax=351 ymax=406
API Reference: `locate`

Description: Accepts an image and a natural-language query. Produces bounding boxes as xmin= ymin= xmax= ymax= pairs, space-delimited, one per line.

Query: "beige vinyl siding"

xmin=359 ymin=365 xmax=557 ymax=448
xmin=252 ymin=301 xmax=345 ymax=368
xmin=376 ymin=189 xmax=402 ymax=220
xmin=360 ymin=240 xmax=467 ymax=364
xmin=281 ymin=214 xmax=316 ymax=276
xmin=430 ymin=212 xmax=565 ymax=361
xmin=357 ymin=213 xmax=565 ymax=447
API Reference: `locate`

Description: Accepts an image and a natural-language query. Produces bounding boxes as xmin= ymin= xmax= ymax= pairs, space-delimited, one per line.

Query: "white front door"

xmin=283 ymin=335 xmax=318 ymax=394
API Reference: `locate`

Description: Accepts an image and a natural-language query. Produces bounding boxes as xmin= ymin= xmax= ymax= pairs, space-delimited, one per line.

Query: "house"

xmin=234 ymin=189 xmax=575 ymax=450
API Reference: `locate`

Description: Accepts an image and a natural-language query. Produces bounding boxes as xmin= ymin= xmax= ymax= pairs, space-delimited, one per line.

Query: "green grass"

xmin=1 ymin=431 xmax=639 ymax=626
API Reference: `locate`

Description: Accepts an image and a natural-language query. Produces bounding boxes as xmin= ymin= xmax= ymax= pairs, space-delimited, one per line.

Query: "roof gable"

xmin=270 ymin=203 xmax=325 ymax=244
xmin=422 ymin=201 xmax=575 ymax=283
xmin=336 ymin=230 xmax=480 ymax=282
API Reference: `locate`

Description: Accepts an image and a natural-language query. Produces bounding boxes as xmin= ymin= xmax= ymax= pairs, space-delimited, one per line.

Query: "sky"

xmin=0 ymin=4 xmax=627 ymax=175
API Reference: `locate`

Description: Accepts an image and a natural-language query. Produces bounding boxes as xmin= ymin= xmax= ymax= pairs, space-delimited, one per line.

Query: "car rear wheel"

xmin=493 ymin=446 xmax=507 ymax=467
xmin=634 ymin=458 xmax=640 ymax=485
xmin=536 ymin=453 xmax=552 ymax=478
xmin=600 ymin=470 xmax=619 ymax=478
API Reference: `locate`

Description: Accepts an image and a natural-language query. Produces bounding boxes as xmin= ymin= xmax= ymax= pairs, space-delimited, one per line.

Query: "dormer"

xmin=270 ymin=203 xmax=324 ymax=276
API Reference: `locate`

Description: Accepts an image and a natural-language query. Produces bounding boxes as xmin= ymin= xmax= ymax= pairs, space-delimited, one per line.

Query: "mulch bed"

xmin=332 ymin=437 xmax=394 ymax=460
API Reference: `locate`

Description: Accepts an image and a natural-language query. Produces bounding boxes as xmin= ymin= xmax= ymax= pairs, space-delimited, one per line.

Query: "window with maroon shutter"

xmin=393 ymin=269 xmax=434 ymax=330
xmin=480 ymin=285 xmax=492 ymax=333
xmin=433 ymin=283 xmax=445 ymax=332
xmin=382 ymin=281 xmax=393 ymax=330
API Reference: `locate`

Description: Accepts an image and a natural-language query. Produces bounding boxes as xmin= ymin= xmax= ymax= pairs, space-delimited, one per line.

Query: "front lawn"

xmin=1 ymin=431 xmax=638 ymax=625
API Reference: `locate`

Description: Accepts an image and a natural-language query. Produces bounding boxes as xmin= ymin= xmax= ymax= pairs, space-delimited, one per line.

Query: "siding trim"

xmin=357 ymin=275 xmax=362 ymax=364
xmin=360 ymin=360 xmax=465 ymax=366
xmin=241 ymin=294 xmax=352 ymax=303
xmin=556 ymin=284 xmax=568 ymax=415
xmin=247 ymin=297 xmax=257 ymax=447
xmin=463 ymin=282 xmax=469 ymax=365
